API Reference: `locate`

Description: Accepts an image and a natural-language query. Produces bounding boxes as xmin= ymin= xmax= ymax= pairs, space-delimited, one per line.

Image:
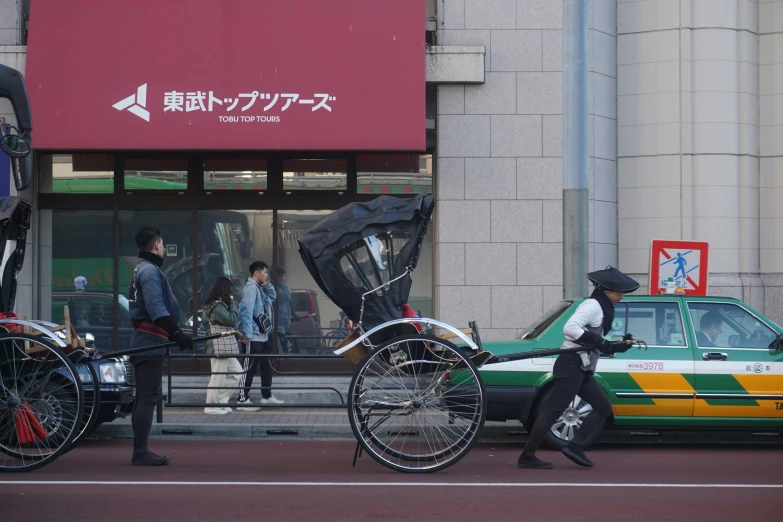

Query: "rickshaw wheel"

xmin=70 ymin=359 xmax=101 ymax=448
xmin=0 ymin=333 xmax=85 ymax=472
xmin=348 ymin=334 xmax=486 ymax=473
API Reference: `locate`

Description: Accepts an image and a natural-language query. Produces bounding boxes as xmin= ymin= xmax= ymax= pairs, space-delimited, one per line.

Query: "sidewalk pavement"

xmin=92 ymin=375 xmax=531 ymax=443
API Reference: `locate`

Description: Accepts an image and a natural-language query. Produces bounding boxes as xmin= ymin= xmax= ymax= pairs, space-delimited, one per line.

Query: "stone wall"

xmin=435 ymin=0 xmax=618 ymax=339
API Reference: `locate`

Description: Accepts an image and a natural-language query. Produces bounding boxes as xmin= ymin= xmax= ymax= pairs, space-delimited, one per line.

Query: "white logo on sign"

xmin=113 ymin=84 xmax=150 ymax=122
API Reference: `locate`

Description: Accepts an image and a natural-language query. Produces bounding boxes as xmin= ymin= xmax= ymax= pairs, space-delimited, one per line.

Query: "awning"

xmin=25 ymin=0 xmax=425 ymax=151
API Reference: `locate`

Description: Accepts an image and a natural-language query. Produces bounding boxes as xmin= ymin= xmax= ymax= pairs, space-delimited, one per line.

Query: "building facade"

xmin=0 ymin=0 xmax=781 ymax=350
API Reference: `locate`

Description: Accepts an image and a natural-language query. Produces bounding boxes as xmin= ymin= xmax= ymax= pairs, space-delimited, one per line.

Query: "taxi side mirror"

xmin=771 ymin=332 xmax=783 ymax=352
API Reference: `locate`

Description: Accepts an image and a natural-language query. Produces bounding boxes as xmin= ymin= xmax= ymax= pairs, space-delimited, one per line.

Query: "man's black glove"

xmin=169 ymin=330 xmax=194 ymax=351
xmin=154 ymin=315 xmax=193 ymax=350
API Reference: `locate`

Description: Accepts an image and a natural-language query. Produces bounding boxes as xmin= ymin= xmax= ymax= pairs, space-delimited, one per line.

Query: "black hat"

xmin=587 ymin=266 xmax=640 ymax=294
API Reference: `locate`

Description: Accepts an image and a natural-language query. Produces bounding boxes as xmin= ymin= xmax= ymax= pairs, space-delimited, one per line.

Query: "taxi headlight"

xmin=99 ymin=361 xmax=128 ymax=383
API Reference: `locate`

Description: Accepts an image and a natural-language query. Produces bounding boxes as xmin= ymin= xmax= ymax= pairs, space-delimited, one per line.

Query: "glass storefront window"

xmin=124 ymin=158 xmax=188 ymax=190
xmin=46 ymin=210 xmax=117 ymax=351
xmin=276 ymin=210 xmax=338 ymax=353
xmin=198 ymin=210 xmax=272 ymax=302
xmin=119 ymin=210 xmax=195 ymax=347
xmin=40 ymin=154 xmax=115 ymax=193
xmin=357 ymin=153 xmax=432 ymax=195
xmin=199 ymin=209 xmax=273 ymax=349
xmin=283 ymin=159 xmax=347 ymax=191
xmin=204 ymin=159 xmax=267 ymax=191
xmin=409 ymin=221 xmax=433 ymax=319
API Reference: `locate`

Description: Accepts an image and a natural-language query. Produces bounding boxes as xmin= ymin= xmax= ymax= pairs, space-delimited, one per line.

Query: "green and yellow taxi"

xmin=480 ymin=295 xmax=783 ymax=448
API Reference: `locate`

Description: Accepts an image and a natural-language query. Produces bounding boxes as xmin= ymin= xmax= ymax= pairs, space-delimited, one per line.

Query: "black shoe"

xmin=517 ymin=454 xmax=554 ymax=469
xmin=561 ymin=443 xmax=593 ymax=468
xmin=132 ymin=451 xmax=171 ymax=466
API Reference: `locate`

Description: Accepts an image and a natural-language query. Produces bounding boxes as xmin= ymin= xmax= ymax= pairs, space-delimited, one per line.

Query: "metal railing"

xmin=158 ymin=350 xmax=351 ymax=422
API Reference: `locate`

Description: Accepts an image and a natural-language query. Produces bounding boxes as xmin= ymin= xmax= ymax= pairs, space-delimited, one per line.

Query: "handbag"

xmin=254 ymin=311 xmax=273 ymax=334
xmin=252 ymin=282 xmax=273 ymax=334
xmin=208 ymin=303 xmax=239 ymax=355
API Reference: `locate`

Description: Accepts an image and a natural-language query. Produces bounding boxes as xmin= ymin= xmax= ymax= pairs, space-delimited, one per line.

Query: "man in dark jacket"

xmin=696 ymin=311 xmax=723 ymax=347
xmin=128 ymin=226 xmax=193 ymax=466
xmin=276 ymin=268 xmax=292 ymax=353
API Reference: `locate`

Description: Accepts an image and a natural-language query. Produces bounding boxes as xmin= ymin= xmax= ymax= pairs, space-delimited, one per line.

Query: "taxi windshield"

xmin=519 ymin=300 xmax=573 ymax=339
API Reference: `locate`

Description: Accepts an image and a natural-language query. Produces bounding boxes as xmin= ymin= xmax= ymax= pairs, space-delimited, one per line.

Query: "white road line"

xmin=1 ymin=481 xmax=781 ymax=488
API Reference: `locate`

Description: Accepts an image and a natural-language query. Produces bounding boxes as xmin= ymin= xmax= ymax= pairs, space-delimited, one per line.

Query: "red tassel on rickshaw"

xmin=15 ymin=402 xmax=47 ymax=443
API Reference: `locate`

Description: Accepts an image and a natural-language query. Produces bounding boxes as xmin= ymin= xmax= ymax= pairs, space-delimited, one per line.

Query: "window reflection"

xmin=45 ymin=210 xmax=119 ymax=351
xmin=204 ymin=159 xmax=267 ymax=191
xmin=40 ymin=154 xmax=115 ymax=193
xmin=124 ymin=158 xmax=188 ymax=190
xmin=357 ymin=153 xmax=432 ymax=195
xmin=277 ymin=210 xmax=336 ymax=352
xmin=283 ymin=159 xmax=347 ymax=191
xmin=196 ymin=210 xmax=271 ymax=343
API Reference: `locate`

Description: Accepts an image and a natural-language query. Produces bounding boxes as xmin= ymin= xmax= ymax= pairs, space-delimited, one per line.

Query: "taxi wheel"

xmin=533 ymin=387 xmax=602 ymax=450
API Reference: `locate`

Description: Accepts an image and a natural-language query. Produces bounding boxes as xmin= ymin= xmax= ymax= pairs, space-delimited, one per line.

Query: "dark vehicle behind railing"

xmin=286 ymin=289 xmax=322 ymax=352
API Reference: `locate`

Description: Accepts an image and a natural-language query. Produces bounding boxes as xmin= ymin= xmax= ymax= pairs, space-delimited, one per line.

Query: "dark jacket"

xmin=128 ymin=256 xmax=180 ymax=355
xmin=276 ymin=282 xmax=292 ymax=332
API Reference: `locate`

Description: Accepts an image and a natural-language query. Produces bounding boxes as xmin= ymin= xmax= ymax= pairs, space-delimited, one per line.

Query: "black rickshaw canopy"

xmin=298 ymin=193 xmax=434 ymax=331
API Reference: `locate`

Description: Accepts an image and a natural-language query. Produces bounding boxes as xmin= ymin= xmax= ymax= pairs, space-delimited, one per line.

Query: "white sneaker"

xmin=236 ymin=399 xmax=260 ymax=411
xmin=262 ymin=395 xmax=285 ymax=405
xmin=222 ymin=407 xmax=233 ymax=413
xmin=204 ymin=408 xmax=229 ymax=415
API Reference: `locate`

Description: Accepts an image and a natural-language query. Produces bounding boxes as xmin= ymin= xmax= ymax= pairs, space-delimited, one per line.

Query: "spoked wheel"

xmin=348 ymin=334 xmax=486 ymax=473
xmin=71 ymin=360 xmax=100 ymax=448
xmin=0 ymin=334 xmax=85 ymax=472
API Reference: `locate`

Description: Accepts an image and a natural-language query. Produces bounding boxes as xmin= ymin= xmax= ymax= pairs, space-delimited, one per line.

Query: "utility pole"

xmin=562 ymin=0 xmax=589 ymax=299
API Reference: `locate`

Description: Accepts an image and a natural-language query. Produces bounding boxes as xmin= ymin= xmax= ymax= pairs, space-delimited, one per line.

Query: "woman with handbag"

xmin=202 ymin=277 xmax=244 ymax=415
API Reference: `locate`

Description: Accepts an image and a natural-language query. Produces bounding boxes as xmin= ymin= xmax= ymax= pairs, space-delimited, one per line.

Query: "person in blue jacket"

xmin=236 ymin=260 xmax=283 ymax=408
xmin=127 ymin=226 xmax=193 ymax=466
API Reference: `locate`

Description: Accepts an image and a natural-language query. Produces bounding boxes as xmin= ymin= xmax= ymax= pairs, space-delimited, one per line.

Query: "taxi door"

xmin=597 ymin=299 xmax=695 ymax=418
xmin=687 ymin=301 xmax=783 ymax=421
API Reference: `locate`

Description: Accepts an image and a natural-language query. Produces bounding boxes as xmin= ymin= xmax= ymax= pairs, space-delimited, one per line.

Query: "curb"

xmin=91 ymin=423 xmax=528 ymax=442
xmin=90 ymin=423 xmax=783 ymax=445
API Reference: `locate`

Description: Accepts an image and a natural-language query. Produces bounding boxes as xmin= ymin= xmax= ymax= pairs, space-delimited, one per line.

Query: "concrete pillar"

xmin=618 ymin=0 xmax=763 ymax=307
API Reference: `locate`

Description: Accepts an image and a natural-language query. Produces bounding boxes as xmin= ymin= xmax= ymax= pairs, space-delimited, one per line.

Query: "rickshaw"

xmin=298 ymin=193 xmax=489 ymax=473
xmin=0 ymin=63 xmax=105 ymax=472
xmin=298 ymin=193 xmax=646 ymax=474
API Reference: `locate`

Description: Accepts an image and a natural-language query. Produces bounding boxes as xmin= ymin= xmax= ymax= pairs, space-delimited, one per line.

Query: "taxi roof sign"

xmin=649 ymin=240 xmax=710 ymax=296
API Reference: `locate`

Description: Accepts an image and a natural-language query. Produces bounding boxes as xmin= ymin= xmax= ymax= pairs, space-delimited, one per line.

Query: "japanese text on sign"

xmin=163 ymin=91 xmax=337 ymax=122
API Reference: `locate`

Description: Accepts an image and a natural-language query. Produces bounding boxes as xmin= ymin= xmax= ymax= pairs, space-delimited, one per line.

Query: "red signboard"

xmin=649 ymin=240 xmax=710 ymax=296
xmin=25 ymin=0 xmax=425 ymax=151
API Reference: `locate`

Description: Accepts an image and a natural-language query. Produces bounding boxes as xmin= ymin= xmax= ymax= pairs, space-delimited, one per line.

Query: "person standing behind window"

xmin=276 ymin=268 xmax=292 ymax=353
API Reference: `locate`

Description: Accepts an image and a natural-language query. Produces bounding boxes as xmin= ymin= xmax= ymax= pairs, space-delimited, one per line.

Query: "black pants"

xmin=239 ymin=340 xmax=273 ymax=400
xmin=129 ymin=354 xmax=165 ymax=454
xmin=523 ymin=353 xmax=613 ymax=456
